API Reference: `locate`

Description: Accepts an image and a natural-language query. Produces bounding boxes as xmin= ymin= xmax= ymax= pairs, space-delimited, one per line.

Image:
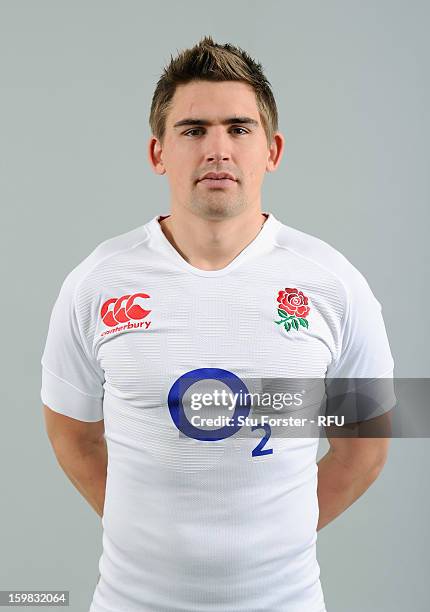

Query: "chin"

xmin=189 ymin=198 xmax=247 ymax=219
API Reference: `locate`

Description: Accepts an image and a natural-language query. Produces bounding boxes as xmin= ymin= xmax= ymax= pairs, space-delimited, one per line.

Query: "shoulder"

xmin=57 ymin=223 xmax=150 ymax=300
xmin=272 ymin=220 xmax=379 ymax=307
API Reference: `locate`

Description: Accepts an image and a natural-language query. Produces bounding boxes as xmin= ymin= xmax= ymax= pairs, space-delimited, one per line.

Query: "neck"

xmin=158 ymin=209 xmax=268 ymax=272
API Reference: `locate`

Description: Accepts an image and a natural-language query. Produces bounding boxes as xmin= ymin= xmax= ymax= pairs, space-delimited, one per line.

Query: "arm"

xmin=316 ymin=413 xmax=391 ymax=531
xmin=43 ymin=405 xmax=107 ymax=518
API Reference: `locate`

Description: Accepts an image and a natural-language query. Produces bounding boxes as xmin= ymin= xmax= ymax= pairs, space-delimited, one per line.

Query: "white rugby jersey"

xmin=40 ymin=212 xmax=395 ymax=612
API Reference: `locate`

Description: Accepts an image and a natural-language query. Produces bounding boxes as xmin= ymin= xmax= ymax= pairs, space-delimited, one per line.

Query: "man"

xmin=41 ymin=36 xmax=395 ymax=611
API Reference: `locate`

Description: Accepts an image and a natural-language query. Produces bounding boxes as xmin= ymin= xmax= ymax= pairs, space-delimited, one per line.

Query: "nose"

xmin=203 ymin=127 xmax=232 ymax=163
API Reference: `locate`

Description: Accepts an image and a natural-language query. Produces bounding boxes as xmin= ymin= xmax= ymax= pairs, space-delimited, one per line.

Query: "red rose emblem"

xmin=277 ymin=288 xmax=310 ymax=318
xmin=275 ymin=287 xmax=310 ymax=333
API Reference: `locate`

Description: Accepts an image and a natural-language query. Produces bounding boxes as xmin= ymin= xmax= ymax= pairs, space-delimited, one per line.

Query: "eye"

xmin=184 ymin=128 xmax=204 ymax=137
xmin=231 ymin=127 xmax=249 ymax=135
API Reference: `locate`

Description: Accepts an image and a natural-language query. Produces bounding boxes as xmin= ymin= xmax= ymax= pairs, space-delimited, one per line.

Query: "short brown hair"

xmin=149 ymin=35 xmax=279 ymax=146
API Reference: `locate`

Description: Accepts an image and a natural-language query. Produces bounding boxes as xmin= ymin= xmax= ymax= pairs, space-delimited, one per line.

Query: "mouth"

xmin=197 ymin=177 xmax=237 ymax=188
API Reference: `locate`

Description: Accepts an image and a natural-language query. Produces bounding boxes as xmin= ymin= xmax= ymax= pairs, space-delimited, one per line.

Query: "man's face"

xmin=150 ymin=80 xmax=282 ymax=220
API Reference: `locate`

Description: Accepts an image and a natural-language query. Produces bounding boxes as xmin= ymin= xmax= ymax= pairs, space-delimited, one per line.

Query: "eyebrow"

xmin=173 ymin=116 xmax=259 ymax=129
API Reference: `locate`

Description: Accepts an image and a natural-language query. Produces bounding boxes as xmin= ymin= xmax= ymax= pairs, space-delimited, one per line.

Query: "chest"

xmin=93 ymin=271 xmax=340 ymax=402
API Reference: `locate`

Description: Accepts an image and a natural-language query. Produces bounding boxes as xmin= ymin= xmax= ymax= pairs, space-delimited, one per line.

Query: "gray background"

xmin=1 ymin=0 xmax=429 ymax=610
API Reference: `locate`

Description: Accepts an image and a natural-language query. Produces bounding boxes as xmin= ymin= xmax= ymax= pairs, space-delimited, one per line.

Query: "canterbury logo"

xmin=101 ymin=293 xmax=151 ymax=327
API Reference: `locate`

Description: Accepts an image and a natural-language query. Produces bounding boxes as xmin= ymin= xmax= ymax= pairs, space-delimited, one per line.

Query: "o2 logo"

xmin=167 ymin=368 xmax=273 ymax=457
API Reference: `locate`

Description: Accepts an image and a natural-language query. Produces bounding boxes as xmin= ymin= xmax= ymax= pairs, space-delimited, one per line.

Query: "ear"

xmin=266 ymin=132 xmax=285 ymax=173
xmin=148 ymin=136 xmax=166 ymax=176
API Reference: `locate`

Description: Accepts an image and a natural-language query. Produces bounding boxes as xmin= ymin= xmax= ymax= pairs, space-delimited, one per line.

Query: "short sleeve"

xmin=325 ymin=268 xmax=396 ymax=422
xmin=40 ymin=271 xmax=105 ymax=422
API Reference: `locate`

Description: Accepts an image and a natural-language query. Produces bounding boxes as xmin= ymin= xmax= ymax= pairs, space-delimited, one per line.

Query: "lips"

xmin=198 ymin=172 xmax=236 ymax=182
xmin=198 ymin=177 xmax=237 ymax=188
